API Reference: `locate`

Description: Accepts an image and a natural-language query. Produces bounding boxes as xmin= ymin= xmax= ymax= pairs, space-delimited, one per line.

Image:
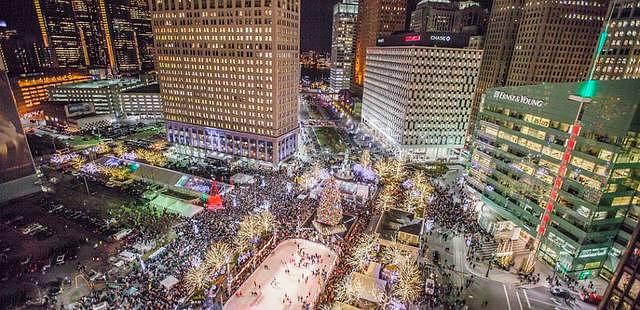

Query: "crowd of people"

xmin=68 ymin=157 xmax=376 ymax=309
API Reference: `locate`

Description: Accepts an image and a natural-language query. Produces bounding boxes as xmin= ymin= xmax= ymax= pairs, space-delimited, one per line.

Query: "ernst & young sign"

xmin=493 ymin=90 xmax=545 ymax=107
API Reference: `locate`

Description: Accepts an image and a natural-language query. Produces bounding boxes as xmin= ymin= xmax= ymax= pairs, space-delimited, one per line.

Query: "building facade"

xmin=601 ymin=219 xmax=640 ymax=309
xmin=506 ymin=0 xmax=608 ymax=86
xmin=594 ymin=0 xmax=640 ymax=80
xmin=361 ymin=33 xmax=482 ymax=161
xmin=102 ymin=0 xmax=155 ymax=74
xmin=120 ymin=83 xmax=162 ymax=119
xmin=0 ymin=57 xmax=39 ymax=203
xmin=330 ymin=0 xmax=358 ymax=92
xmin=469 ymin=0 xmax=523 ymax=136
xmin=34 ymin=0 xmax=85 ymax=68
xmin=409 ymin=0 xmax=457 ymax=33
xmin=468 ymin=80 xmax=640 ymax=279
xmin=48 ymin=78 xmax=142 ymax=116
xmin=452 ymin=2 xmax=488 ymax=35
xmin=150 ymin=0 xmax=300 ymax=164
xmin=353 ymin=0 xmax=406 ymax=90
xmin=11 ymin=72 xmax=92 ymax=115
xmin=470 ymin=0 xmax=607 ymax=137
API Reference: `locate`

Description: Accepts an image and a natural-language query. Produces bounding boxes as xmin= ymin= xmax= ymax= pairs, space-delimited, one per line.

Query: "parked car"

xmin=580 ymin=292 xmax=603 ymax=305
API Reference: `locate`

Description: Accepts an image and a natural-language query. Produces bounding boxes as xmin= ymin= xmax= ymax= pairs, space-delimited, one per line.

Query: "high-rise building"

xmin=361 ymin=33 xmax=482 ymax=161
xmin=150 ymin=0 xmax=300 ymax=164
xmin=469 ymin=0 xmax=607 ymax=137
xmin=34 ymin=0 xmax=85 ymax=69
xmin=11 ymin=72 xmax=92 ymax=115
xmin=0 ymin=27 xmax=42 ymax=76
xmin=0 ymin=57 xmax=39 ymax=203
xmin=453 ymin=2 xmax=488 ymax=35
xmin=594 ymin=0 xmax=640 ymax=80
xmin=601 ymin=220 xmax=640 ymax=309
xmin=506 ymin=1 xmax=608 ymax=86
xmin=71 ymin=0 xmax=107 ymax=68
xmin=468 ymin=80 xmax=640 ymax=279
xmin=102 ymin=0 xmax=154 ymax=74
xmin=353 ymin=0 xmax=407 ymax=90
xmin=330 ymin=0 xmax=359 ymax=92
xmin=409 ymin=0 xmax=457 ymax=33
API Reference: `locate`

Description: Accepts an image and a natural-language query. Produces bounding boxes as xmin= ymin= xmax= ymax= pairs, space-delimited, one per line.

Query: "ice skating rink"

xmin=225 ymin=239 xmax=337 ymax=309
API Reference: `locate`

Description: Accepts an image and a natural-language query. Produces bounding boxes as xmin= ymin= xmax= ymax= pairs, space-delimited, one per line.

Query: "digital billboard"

xmin=0 ymin=68 xmax=36 ymax=183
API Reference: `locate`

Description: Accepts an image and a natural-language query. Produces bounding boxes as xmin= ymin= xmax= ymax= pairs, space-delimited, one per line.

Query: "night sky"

xmin=0 ymin=0 xmax=490 ymax=52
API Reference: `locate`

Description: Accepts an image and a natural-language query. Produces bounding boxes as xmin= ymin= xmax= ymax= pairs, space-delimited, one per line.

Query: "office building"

xmin=468 ymin=80 xmax=640 ymax=279
xmin=34 ymin=0 xmax=85 ymax=68
xmin=353 ymin=0 xmax=406 ymax=90
xmin=470 ymin=0 xmax=607 ymax=136
xmin=102 ymin=0 xmax=155 ymax=74
xmin=506 ymin=1 xmax=608 ymax=86
xmin=361 ymin=32 xmax=482 ymax=161
xmin=48 ymin=78 xmax=142 ymax=116
xmin=601 ymin=220 xmax=640 ymax=309
xmin=453 ymin=2 xmax=488 ymax=35
xmin=120 ymin=83 xmax=162 ymax=119
xmin=71 ymin=0 xmax=107 ymax=68
xmin=330 ymin=0 xmax=359 ymax=92
xmin=409 ymin=0 xmax=457 ymax=33
xmin=0 ymin=26 xmax=42 ymax=76
xmin=150 ymin=0 xmax=300 ymax=164
xmin=11 ymin=72 xmax=92 ymax=115
xmin=594 ymin=0 xmax=640 ymax=80
xmin=0 ymin=57 xmax=39 ymax=203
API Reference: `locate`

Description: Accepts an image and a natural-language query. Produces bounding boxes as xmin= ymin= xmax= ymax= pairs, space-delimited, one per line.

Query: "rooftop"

xmin=59 ymin=78 xmax=141 ymax=89
xmin=122 ymin=83 xmax=160 ymax=94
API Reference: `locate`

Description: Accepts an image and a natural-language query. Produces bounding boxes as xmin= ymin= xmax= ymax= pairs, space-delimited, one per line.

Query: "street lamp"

xmin=486 ymin=253 xmax=496 ymax=278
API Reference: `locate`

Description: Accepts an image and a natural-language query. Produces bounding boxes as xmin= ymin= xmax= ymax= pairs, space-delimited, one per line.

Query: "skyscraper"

xmin=102 ymin=0 xmax=154 ymax=74
xmin=469 ymin=0 xmax=608 ymax=137
xmin=0 ymin=27 xmax=42 ymax=76
xmin=71 ymin=0 xmax=107 ymax=68
xmin=409 ymin=0 xmax=457 ymax=33
xmin=34 ymin=0 xmax=85 ymax=68
xmin=470 ymin=0 xmax=522 ymax=131
xmin=468 ymin=79 xmax=640 ymax=279
xmin=150 ymin=0 xmax=300 ymax=164
xmin=0 ymin=57 xmax=39 ymax=203
xmin=594 ymin=0 xmax=640 ymax=80
xmin=362 ymin=33 xmax=482 ymax=161
xmin=353 ymin=0 xmax=407 ymax=91
xmin=506 ymin=0 xmax=608 ymax=86
xmin=330 ymin=0 xmax=359 ymax=92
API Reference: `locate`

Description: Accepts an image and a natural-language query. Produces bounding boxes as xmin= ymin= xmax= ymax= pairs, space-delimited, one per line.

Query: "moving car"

xmin=550 ymin=286 xmax=574 ymax=299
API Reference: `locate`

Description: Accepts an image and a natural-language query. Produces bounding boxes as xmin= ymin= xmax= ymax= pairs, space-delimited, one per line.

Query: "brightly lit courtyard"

xmin=225 ymin=239 xmax=337 ymax=309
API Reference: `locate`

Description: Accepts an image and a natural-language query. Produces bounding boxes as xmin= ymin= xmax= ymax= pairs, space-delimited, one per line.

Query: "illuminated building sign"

xmin=376 ymin=32 xmax=469 ymax=48
xmin=430 ymin=35 xmax=451 ymax=42
xmin=404 ymin=35 xmax=421 ymax=42
xmin=493 ymin=91 xmax=545 ymax=107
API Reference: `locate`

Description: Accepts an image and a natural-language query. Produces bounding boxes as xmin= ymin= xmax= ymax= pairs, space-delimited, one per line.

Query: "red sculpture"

xmin=205 ymin=179 xmax=224 ymax=211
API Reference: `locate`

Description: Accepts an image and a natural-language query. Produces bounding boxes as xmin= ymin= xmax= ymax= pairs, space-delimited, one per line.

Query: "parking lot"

xmin=0 ymin=171 xmax=138 ymax=308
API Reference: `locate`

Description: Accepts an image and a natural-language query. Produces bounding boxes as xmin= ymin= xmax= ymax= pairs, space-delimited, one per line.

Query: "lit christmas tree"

xmin=316 ymin=178 xmax=342 ymax=226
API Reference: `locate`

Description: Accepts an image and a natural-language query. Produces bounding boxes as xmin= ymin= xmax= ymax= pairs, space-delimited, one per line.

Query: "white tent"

xmin=160 ymin=275 xmax=179 ymax=290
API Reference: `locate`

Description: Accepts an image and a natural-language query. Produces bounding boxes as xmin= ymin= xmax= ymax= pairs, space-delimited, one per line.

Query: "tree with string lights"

xmin=316 ymin=178 xmax=342 ymax=226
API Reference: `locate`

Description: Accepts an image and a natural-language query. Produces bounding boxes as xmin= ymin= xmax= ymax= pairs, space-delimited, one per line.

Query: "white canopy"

xmin=160 ymin=275 xmax=179 ymax=290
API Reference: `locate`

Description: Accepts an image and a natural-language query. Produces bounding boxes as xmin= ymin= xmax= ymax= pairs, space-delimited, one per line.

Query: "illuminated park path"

xmin=225 ymin=239 xmax=337 ymax=309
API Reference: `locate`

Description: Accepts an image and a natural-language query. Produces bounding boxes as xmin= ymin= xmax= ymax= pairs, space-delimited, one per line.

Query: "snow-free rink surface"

xmin=224 ymin=239 xmax=337 ymax=309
